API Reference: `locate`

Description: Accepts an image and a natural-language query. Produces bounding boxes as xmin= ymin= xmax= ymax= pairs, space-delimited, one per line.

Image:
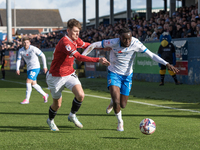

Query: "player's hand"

xmin=99 ymin=57 xmax=110 ymax=66
xmin=16 ymin=70 xmax=20 ymax=75
xmin=166 ymin=64 xmax=179 ymax=73
xmin=43 ymin=68 xmax=48 ymax=74
xmin=75 ymin=59 xmax=82 ymax=65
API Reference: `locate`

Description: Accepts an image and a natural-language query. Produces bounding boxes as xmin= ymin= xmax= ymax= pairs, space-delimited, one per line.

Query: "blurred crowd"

xmin=80 ymin=3 xmax=200 ymax=43
xmin=1 ymin=3 xmax=200 ymax=51
xmin=0 ymin=31 xmax=65 ymax=51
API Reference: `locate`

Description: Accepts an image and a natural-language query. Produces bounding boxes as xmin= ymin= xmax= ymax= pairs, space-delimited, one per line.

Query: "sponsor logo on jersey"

xmin=118 ymin=48 xmax=128 ymax=54
xmin=65 ymin=44 xmax=71 ymax=51
xmin=105 ymin=40 xmax=110 ymax=45
xmin=26 ymin=54 xmax=29 ymax=56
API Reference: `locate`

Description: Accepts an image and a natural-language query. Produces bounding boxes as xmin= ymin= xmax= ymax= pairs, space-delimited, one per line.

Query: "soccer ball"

xmin=139 ymin=118 xmax=156 ymax=135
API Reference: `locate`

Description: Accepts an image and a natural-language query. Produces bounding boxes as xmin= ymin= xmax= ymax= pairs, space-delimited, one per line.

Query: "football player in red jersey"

xmin=46 ymin=18 xmax=110 ymax=131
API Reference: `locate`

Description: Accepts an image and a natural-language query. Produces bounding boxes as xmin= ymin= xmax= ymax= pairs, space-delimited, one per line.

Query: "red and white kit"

xmin=49 ymin=35 xmax=99 ymax=77
xmin=47 ymin=35 xmax=99 ymax=99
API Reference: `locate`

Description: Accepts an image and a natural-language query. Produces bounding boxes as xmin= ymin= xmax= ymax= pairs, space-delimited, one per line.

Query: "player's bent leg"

xmin=72 ymin=84 xmax=84 ymax=102
xmin=32 ymin=80 xmax=48 ymax=102
xmin=115 ymin=111 xmax=124 ymax=131
xmin=43 ymin=93 xmax=49 ymax=103
xmin=109 ymin=85 xmax=121 ymax=113
xmin=68 ymin=114 xmax=83 ymax=128
xmin=68 ymin=84 xmax=84 ymax=128
xmin=21 ymin=82 xmax=32 ymax=104
xmin=117 ymin=120 xmax=124 ymax=131
xmin=47 ymin=97 xmax=62 ymax=131
xmin=120 ymin=75 xmax=131 ymax=108
xmin=120 ymin=95 xmax=129 ymax=108
xmin=109 ymin=86 xmax=124 ymax=131
xmin=106 ymin=98 xmax=113 ymax=114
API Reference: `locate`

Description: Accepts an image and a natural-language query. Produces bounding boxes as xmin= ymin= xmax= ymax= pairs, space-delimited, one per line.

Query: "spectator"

xmin=157 ymin=26 xmax=164 ymax=39
xmin=3 ymin=3 xmax=200 ymax=50
xmin=145 ymin=30 xmax=152 ymax=42
xmin=163 ymin=23 xmax=170 ymax=32
xmin=196 ymin=25 xmax=200 ymax=37
xmin=181 ymin=26 xmax=188 ymax=38
xmin=138 ymin=30 xmax=145 ymax=42
xmin=191 ymin=20 xmax=197 ymax=37
xmin=151 ymin=28 xmax=159 ymax=41
xmin=174 ymin=23 xmax=183 ymax=38
xmin=132 ymin=30 xmax=137 ymax=38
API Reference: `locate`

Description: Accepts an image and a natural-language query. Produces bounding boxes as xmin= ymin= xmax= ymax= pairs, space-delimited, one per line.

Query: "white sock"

xmin=69 ymin=112 xmax=75 ymax=117
xmin=32 ymin=84 xmax=46 ymax=96
xmin=26 ymin=83 xmax=32 ymax=101
xmin=115 ymin=110 xmax=123 ymax=123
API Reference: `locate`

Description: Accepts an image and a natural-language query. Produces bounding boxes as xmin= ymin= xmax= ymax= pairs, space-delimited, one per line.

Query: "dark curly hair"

xmin=119 ymin=27 xmax=131 ymax=36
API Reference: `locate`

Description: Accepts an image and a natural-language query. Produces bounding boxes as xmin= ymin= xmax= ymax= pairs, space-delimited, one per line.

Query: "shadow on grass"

xmin=102 ymin=137 xmax=139 ymax=140
xmin=77 ymin=113 xmax=200 ymax=119
xmin=0 ymin=125 xmax=116 ymax=132
xmin=0 ymin=112 xmax=200 ymax=119
xmin=0 ymin=126 xmax=49 ymax=132
xmin=0 ymin=125 xmax=72 ymax=133
xmin=81 ymin=128 xmax=116 ymax=131
xmin=0 ymin=112 xmax=48 ymax=115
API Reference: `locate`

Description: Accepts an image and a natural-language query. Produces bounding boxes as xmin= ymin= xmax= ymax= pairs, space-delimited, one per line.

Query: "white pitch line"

xmin=2 ymin=79 xmax=200 ymax=113
xmin=62 ymin=90 xmax=200 ymax=113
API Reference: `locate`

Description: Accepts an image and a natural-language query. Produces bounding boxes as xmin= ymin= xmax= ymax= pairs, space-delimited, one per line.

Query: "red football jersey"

xmin=49 ymin=35 xmax=99 ymax=77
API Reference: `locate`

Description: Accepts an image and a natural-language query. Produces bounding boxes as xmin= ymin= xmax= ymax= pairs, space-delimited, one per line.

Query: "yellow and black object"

xmin=158 ymin=32 xmax=181 ymax=86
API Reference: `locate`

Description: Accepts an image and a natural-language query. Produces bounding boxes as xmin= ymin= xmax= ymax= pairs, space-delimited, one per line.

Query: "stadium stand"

xmin=1 ymin=3 xmax=199 ymax=51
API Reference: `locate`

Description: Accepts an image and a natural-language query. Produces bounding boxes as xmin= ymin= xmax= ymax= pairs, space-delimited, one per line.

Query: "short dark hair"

xmin=67 ymin=18 xmax=82 ymax=30
xmin=22 ymin=36 xmax=30 ymax=42
xmin=119 ymin=27 xmax=131 ymax=36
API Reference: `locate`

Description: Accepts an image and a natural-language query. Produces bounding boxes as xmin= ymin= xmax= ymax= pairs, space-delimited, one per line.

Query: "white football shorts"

xmin=46 ymin=71 xmax=81 ymax=99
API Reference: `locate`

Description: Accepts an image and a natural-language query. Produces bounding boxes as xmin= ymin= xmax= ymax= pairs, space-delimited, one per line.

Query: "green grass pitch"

xmin=0 ymin=71 xmax=199 ymax=150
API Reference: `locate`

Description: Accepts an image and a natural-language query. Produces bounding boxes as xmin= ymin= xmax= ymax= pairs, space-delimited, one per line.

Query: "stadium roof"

xmin=16 ymin=29 xmax=39 ymax=35
xmin=0 ymin=9 xmax=63 ymax=27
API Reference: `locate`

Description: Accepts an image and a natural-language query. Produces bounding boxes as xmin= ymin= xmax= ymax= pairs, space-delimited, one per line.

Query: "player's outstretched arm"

xmin=82 ymin=44 xmax=96 ymax=56
xmin=145 ymin=49 xmax=179 ymax=73
xmin=74 ymin=52 xmax=110 ymax=66
xmin=82 ymin=42 xmax=102 ymax=56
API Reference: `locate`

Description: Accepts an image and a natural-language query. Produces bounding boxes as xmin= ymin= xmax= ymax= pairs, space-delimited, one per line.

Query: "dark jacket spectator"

xmin=175 ymin=23 xmax=183 ymax=38
xmin=157 ymin=26 xmax=164 ymax=39
xmin=190 ymin=20 xmax=197 ymax=37
xmin=169 ymin=24 xmax=176 ymax=38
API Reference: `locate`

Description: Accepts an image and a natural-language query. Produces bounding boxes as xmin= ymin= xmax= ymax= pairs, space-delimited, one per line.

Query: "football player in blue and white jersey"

xmin=16 ymin=37 xmax=49 ymax=104
xmin=82 ymin=27 xmax=179 ymax=131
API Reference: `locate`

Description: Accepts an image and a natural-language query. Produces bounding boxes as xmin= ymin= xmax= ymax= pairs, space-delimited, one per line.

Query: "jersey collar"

xmin=65 ymin=35 xmax=77 ymax=46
